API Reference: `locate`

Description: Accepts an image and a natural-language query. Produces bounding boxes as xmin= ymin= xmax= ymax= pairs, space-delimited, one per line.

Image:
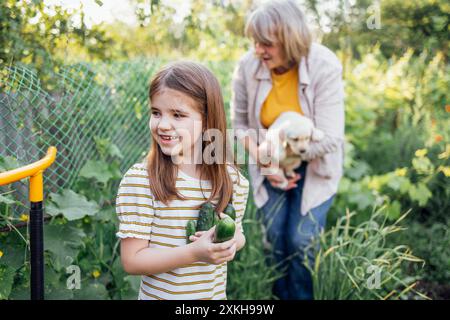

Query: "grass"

xmin=307 ymin=206 xmax=429 ymax=300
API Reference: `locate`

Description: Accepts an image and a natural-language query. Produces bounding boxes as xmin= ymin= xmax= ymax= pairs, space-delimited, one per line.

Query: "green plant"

xmin=226 ymin=199 xmax=282 ymax=300
xmin=391 ymin=218 xmax=450 ymax=286
xmin=0 ymin=140 xmax=140 ymax=300
xmin=185 ymin=220 xmax=197 ymax=244
xmin=309 ymin=207 xmax=428 ymax=300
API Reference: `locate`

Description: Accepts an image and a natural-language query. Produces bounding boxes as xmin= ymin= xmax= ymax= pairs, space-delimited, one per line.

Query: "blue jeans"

xmin=257 ymin=162 xmax=334 ymax=300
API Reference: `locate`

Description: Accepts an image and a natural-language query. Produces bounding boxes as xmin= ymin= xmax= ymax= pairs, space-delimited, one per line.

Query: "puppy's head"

xmin=284 ymin=117 xmax=324 ymax=155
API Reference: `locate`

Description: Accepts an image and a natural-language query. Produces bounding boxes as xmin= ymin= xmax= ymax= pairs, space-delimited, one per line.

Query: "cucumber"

xmin=186 ymin=220 xmax=197 ymax=244
xmin=213 ymin=211 xmax=221 ymax=226
xmin=223 ymin=203 xmax=236 ymax=221
xmin=214 ymin=215 xmax=236 ymax=243
xmin=196 ymin=202 xmax=215 ymax=231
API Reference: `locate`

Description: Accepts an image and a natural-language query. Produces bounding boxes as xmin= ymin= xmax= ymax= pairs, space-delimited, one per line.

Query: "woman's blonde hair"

xmin=245 ymin=0 xmax=312 ymax=63
xmin=147 ymin=61 xmax=236 ymax=214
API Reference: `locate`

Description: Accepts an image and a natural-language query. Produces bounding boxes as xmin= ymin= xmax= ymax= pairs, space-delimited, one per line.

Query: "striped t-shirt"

xmin=115 ymin=162 xmax=250 ymax=300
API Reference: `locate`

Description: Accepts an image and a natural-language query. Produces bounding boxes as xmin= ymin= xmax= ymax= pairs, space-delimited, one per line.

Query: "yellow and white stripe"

xmin=116 ymin=162 xmax=249 ymax=300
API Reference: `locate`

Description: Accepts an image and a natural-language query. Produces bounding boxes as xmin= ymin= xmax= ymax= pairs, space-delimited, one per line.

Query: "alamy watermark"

xmin=65 ymin=256 xmax=81 ymax=290
xmin=354 ymin=264 xmax=382 ymax=290
xmin=366 ymin=0 xmax=381 ymax=30
xmin=339 ymin=0 xmax=381 ymax=30
xmin=160 ymin=126 xmax=284 ymax=175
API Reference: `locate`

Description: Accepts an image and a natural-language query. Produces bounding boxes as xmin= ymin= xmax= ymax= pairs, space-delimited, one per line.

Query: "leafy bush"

xmin=0 ymin=140 xmax=139 ymax=300
xmin=391 ymin=218 xmax=450 ymax=287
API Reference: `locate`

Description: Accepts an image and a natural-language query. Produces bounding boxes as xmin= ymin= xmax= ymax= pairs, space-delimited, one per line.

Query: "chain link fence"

xmin=1 ymin=59 xmax=163 ymax=216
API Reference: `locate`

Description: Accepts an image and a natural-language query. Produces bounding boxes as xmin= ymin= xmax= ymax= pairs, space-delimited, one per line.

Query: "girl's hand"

xmin=188 ymin=213 xmax=231 ymax=242
xmin=189 ymin=225 xmax=237 ymax=265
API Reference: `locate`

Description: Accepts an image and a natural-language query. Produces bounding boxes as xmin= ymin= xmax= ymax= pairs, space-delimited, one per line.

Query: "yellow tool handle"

xmin=0 ymin=147 xmax=57 ymax=201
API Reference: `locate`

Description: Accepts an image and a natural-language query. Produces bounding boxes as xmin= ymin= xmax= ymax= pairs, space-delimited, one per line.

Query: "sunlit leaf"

xmin=79 ymin=160 xmax=115 ymax=184
xmin=73 ymin=282 xmax=109 ymax=300
xmin=44 ymin=224 xmax=85 ymax=270
xmin=48 ymin=190 xmax=100 ymax=221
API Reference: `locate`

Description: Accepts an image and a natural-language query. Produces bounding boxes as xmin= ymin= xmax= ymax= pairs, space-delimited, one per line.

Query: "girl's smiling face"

xmin=149 ymin=88 xmax=203 ymax=160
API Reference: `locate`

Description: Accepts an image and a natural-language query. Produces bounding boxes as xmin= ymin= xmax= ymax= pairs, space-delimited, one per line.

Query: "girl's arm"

xmin=120 ymin=238 xmax=196 ymax=275
xmin=121 ymin=227 xmax=237 ymax=276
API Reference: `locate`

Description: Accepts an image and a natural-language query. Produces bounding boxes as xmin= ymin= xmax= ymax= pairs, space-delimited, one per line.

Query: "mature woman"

xmin=231 ymin=0 xmax=345 ymax=300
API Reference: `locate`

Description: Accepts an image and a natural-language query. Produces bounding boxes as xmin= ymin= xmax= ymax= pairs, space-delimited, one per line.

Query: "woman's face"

xmin=254 ymin=40 xmax=288 ymax=71
xmin=150 ymin=88 xmax=203 ymax=161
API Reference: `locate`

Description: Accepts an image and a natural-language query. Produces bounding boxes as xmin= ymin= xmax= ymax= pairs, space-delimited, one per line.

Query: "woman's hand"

xmin=189 ymin=226 xmax=237 ymax=265
xmin=267 ymin=173 xmax=301 ymax=190
xmin=257 ymin=154 xmax=302 ymax=191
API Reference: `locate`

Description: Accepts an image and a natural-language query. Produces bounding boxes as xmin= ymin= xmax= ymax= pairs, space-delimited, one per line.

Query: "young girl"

xmin=115 ymin=61 xmax=249 ymax=300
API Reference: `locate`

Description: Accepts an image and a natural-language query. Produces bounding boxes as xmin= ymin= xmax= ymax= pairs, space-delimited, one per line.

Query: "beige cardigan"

xmin=230 ymin=43 xmax=345 ymax=215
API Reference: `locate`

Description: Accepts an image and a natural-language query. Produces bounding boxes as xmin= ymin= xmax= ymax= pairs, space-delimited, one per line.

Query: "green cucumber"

xmin=196 ymin=202 xmax=215 ymax=231
xmin=214 ymin=214 xmax=220 ymax=226
xmin=214 ymin=215 xmax=236 ymax=243
xmin=223 ymin=203 xmax=236 ymax=221
xmin=186 ymin=220 xmax=197 ymax=244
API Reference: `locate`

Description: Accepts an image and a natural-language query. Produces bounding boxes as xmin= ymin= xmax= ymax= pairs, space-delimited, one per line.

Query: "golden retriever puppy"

xmin=258 ymin=111 xmax=324 ymax=189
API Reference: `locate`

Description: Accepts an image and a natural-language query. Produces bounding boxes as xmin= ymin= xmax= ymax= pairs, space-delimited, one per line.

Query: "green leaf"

xmin=8 ymin=283 xmax=30 ymax=300
xmin=0 ymin=264 xmax=16 ymax=299
xmin=79 ymin=160 xmax=114 ymax=184
xmin=348 ymin=191 xmax=374 ymax=211
xmin=121 ymin=275 xmax=141 ymax=300
xmin=347 ymin=161 xmax=371 ymax=180
xmin=73 ymin=282 xmax=109 ymax=300
xmin=0 ymin=194 xmax=16 ymax=205
xmin=0 ymin=156 xmax=21 ymax=171
xmin=124 ymin=275 xmax=141 ymax=292
xmin=92 ymin=206 xmax=116 ymax=222
xmin=0 ymin=243 xmax=26 ymax=270
xmin=42 ymin=266 xmax=75 ymax=300
xmin=94 ymin=138 xmax=123 ymax=160
xmin=45 ymin=285 xmax=75 ymax=300
xmin=408 ymin=183 xmax=432 ymax=207
xmin=338 ymin=178 xmax=351 ymax=193
xmin=399 ymin=178 xmax=412 ymax=194
xmin=386 ymin=200 xmax=401 ymax=220
xmin=387 ymin=176 xmax=405 ymax=191
xmin=108 ymin=144 xmax=123 ymax=160
xmin=412 ymin=157 xmax=434 ymax=175
xmin=44 ymin=224 xmax=86 ymax=270
xmin=48 ymin=189 xmax=100 ymax=221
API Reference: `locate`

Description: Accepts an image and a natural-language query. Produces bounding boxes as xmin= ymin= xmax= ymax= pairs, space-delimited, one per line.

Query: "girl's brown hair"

xmin=147 ymin=61 xmax=236 ymax=214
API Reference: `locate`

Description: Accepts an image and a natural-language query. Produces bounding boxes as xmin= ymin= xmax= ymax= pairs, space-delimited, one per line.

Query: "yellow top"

xmin=260 ymin=66 xmax=303 ymax=128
